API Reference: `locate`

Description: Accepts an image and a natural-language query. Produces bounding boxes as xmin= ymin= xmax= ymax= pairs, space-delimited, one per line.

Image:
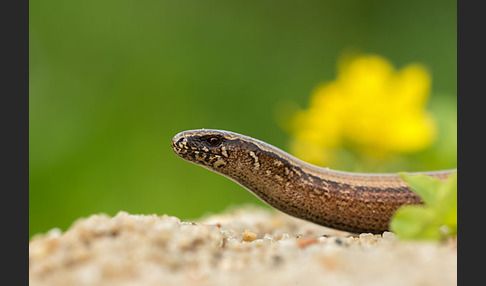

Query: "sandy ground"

xmin=29 ymin=206 xmax=457 ymax=286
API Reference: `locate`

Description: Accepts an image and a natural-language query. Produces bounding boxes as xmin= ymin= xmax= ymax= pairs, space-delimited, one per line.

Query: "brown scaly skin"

xmin=171 ymin=129 xmax=456 ymax=234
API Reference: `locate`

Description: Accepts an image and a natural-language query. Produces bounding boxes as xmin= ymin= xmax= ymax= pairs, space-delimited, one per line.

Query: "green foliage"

xmin=390 ymin=172 xmax=457 ymax=240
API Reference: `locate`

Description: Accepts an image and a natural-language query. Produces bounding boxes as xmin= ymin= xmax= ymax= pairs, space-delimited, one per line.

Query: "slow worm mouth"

xmin=171 ymin=145 xmax=182 ymax=153
xmin=172 ymin=145 xmax=222 ymax=159
xmin=171 ymin=145 xmax=191 ymax=158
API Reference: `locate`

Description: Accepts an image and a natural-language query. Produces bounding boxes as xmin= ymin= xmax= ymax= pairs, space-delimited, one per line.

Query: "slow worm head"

xmin=172 ymin=129 xmax=455 ymax=233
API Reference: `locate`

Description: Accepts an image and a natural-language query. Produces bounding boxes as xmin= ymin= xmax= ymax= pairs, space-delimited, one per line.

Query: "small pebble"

xmin=359 ymin=233 xmax=375 ymax=244
xmin=382 ymin=231 xmax=396 ymax=241
xmin=242 ymin=230 xmax=257 ymax=242
xmin=297 ymin=237 xmax=318 ymax=248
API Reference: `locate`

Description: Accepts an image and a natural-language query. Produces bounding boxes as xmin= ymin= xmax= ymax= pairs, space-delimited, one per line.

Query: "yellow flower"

xmin=289 ymin=54 xmax=436 ymax=167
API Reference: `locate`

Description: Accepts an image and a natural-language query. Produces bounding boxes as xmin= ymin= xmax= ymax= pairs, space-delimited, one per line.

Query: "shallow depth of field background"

xmin=29 ymin=0 xmax=457 ymax=237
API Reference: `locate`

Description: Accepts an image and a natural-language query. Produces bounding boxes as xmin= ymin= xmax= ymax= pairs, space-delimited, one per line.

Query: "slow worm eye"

xmin=207 ymin=137 xmax=222 ymax=146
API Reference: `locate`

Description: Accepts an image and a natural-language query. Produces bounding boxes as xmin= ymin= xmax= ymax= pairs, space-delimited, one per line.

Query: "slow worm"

xmin=171 ymin=129 xmax=456 ymax=233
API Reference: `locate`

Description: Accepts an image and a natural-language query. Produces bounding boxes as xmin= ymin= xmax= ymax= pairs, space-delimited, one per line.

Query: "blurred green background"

xmin=29 ymin=0 xmax=457 ymax=237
